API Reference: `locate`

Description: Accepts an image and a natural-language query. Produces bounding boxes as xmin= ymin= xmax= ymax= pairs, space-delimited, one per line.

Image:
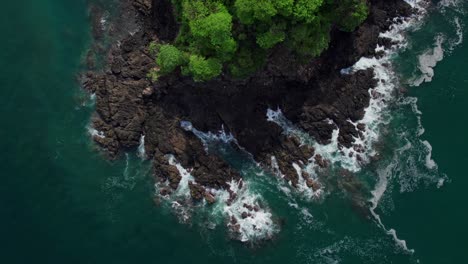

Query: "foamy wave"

xmin=293 ymin=162 xmax=324 ymax=199
xmin=215 ymin=179 xmax=278 ymax=242
xmin=167 ymin=155 xmax=195 ymax=198
xmin=180 ymin=121 xmax=237 ymax=151
xmin=267 ymin=1 xmax=428 ymax=176
xmin=358 ymin=1 xmax=431 ymax=253
xmin=450 ymin=17 xmax=464 ymax=50
xmin=410 ymin=35 xmax=445 ymax=86
xmin=438 ymin=0 xmax=466 ymax=14
xmin=154 ymin=155 xmax=196 ymax=222
xmin=369 ymin=146 xmax=415 ymax=253
xmin=155 ymin=153 xmax=278 ymax=242
xmin=394 ymin=96 xmax=445 ymax=191
xmin=137 ymin=134 xmax=146 ymax=159
xmin=87 ymin=126 xmax=105 ymax=138
xmin=267 ymin=108 xmax=360 ymax=173
xmin=347 ymin=0 xmax=428 ymax=165
xmin=421 ymin=140 xmax=437 ymax=170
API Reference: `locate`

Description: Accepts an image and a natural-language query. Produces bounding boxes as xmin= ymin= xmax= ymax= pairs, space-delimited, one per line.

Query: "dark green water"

xmin=0 ymin=0 xmax=466 ymax=263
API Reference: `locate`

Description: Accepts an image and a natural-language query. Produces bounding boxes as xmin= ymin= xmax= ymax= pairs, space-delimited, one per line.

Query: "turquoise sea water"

xmin=1 ymin=0 xmax=466 ymax=263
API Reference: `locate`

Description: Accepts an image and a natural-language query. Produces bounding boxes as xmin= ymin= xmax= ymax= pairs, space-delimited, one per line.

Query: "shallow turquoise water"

xmin=0 ymin=0 xmax=466 ymax=263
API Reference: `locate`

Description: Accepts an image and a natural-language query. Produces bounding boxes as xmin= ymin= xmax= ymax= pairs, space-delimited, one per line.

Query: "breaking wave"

xmin=154 ymin=129 xmax=278 ymax=242
xmin=137 ymin=134 xmax=146 ymax=159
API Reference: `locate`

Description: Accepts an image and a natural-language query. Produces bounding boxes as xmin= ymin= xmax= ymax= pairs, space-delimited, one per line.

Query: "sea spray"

xmin=267 ymin=0 xmax=433 ymax=252
xmin=87 ymin=126 xmax=105 ymax=139
xmin=181 ymin=121 xmax=238 ymax=151
xmin=137 ymin=134 xmax=146 ymax=159
xmin=167 ymin=155 xmax=195 ymax=198
xmin=218 ymin=179 xmax=278 ymax=242
xmin=155 ymin=141 xmax=278 ymax=242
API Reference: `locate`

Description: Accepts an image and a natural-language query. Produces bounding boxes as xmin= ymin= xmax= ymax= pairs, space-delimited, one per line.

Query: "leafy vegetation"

xmin=149 ymin=0 xmax=368 ymax=81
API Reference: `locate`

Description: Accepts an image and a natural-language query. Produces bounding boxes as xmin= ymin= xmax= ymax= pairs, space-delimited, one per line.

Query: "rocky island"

xmin=83 ymin=0 xmax=417 ymax=242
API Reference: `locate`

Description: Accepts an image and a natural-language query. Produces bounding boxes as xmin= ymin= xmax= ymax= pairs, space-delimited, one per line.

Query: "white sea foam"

xmin=400 ymin=99 xmax=442 ymax=189
xmin=360 ymin=6 xmax=446 ymax=245
xmin=438 ymin=0 xmax=465 ymax=12
xmin=421 ymin=140 xmax=437 ymax=170
xmin=137 ymin=134 xmax=146 ymax=159
xmin=87 ymin=126 xmax=105 ymax=139
xmin=100 ymin=12 xmax=109 ymax=31
xmin=176 ymin=120 xmax=279 ymax=241
xmin=214 ymin=179 xmax=278 ymax=242
xmin=346 ymin=0 xmax=428 ymax=166
xmin=411 ymin=35 xmax=445 ymax=86
xmin=267 ymin=108 xmax=357 ymax=172
xmin=181 ymin=121 xmax=237 ymax=151
xmin=293 ymin=162 xmax=323 ymax=199
xmin=156 ymin=146 xmax=277 ymax=241
xmin=451 ymin=17 xmax=464 ymax=49
xmin=267 ymin=1 xmax=427 ymax=176
xmin=369 ymin=147 xmax=415 ymax=253
xmin=167 ymin=155 xmax=195 ymax=197
xmin=437 ymin=178 xmax=446 ymax=188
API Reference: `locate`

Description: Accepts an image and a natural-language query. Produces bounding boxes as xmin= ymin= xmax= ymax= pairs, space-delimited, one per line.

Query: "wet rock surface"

xmin=83 ymin=0 xmax=414 ymax=202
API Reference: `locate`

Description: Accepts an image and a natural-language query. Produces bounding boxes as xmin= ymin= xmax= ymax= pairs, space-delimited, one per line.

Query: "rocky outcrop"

xmin=83 ymin=0 xmax=414 ymax=202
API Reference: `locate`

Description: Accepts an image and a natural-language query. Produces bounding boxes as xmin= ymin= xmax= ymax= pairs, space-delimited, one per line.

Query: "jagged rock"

xmin=314 ymin=154 xmax=330 ymax=168
xmin=189 ymin=182 xmax=204 ymax=201
xmin=84 ymin=0 xmax=415 ymax=210
xmin=159 ymin=187 xmax=171 ymax=196
xmin=306 ymin=178 xmax=321 ymax=192
xmin=357 ymin=123 xmax=366 ymax=131
xmin=204 ymin=192 xmax=216 ymax=204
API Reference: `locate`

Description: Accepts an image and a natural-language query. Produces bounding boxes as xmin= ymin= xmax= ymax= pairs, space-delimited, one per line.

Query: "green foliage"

xmin=337 ymin=0 xmax=369 ymax=32
xmin=185 ymin=55 xmax=223 ymax=81
xmin=293 ymin=0 xmax=323 ymax=23
xmin=288 ymin=20 xmax=330 ymax=57
xmin=151 ymin=0 xmax=369 ymax=81
xmin=156 ymin=44 xmax=186 ymax=74
xmin=256 ymin=22 xmax=286 ymax=49
xmin=148 ymin=41 xmax=160 ymax=56
xmin=189 ymin=9 xmax=237 ymax=59
xmin=229 ymin=43 xmax=266 ymax=78
xmin=257 ymin=30 xmax=285 ymax=49
xmin=235 ymin=0 xmax=278 ymax=24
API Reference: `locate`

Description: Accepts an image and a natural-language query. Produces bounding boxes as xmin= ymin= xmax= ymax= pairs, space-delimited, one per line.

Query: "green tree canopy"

xmin=150 ymin=0 xmax=369 ymax=81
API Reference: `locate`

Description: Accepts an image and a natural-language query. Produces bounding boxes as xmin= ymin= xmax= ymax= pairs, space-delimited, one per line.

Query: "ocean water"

xmin=0 ymin=0 xmax=467 ymax=263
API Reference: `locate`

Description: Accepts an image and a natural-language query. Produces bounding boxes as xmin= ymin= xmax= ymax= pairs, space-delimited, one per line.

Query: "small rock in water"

xmin=189 ymin=182 xmax=205 ymax=200
xmin=314 ymin=154 xmax=329 ymax=168
xmin=204 ymin=191 xmax=216 ymax=204
xmin=357 ymin=123 xmax=366 ymax=131
xmin=306 ymin=178 xmax=321 ymax=191
xmin=159 ymin=187 xmax=171 ymax=196
xmin=243 ymin=203 xmax=254 ymax=211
